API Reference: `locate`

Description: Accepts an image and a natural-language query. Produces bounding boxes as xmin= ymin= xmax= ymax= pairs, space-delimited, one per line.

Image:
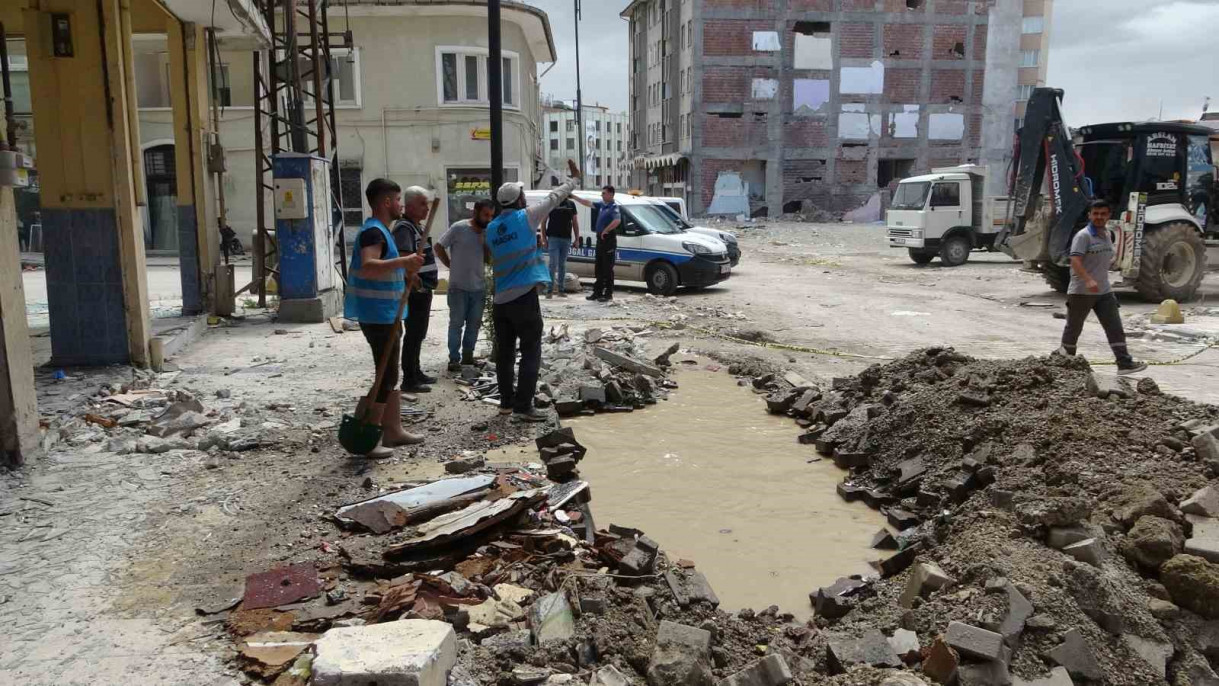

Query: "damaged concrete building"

xmin=621 ymin=0 xmax=1053 ymax=218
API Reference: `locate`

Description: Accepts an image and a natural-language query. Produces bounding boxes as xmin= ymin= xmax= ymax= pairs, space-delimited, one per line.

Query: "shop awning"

xmin=633 ymin=153 xmax=688 ymax=170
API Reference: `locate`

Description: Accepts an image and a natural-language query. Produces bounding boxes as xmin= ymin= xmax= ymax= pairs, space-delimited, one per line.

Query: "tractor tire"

xmin=1043 ymin=265 xmax=1070 ymax=294
xmin=645 ymin=261 xmax=679 ymax=296
xmin=940 ymin=235 xmax=972 ymax=267
xmin=908 ymin=249 xmax=935 ymax=265
xmin=1136 ymin=222 xmax=1208 ymax=302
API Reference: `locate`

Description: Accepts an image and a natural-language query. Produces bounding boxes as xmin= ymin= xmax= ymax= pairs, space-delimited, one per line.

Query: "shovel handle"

xmin=361 ymin=197 xmax=443 ymax=410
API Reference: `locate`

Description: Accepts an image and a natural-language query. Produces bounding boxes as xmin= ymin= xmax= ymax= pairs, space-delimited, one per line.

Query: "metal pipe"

xmin=206 ymin=28 xmax=230 ymax=266
xmin=488 ymin=0 xmax=504 ymax=203
xmin=306 ymin=0 xmax=327 ymax=157
xmin=574 ymin=0 xmax=584 ymax=189
xmin=253 ymin=50 xmax=266 ymax=305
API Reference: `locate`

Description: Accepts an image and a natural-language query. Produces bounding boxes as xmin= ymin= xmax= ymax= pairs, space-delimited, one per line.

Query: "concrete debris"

xmin=445 ymin=455 xmax=485 ymax=474
xmin=594 ymin=346 xmax=664 ymax=378
xmin=1085 ymin=372 xmax=1132 ymax=400
xmin=1162 ymin=554 xmax=1219 ymax=618
xmin=480 ymin=629 xmax=532 ymax=651
xmin=718 ymin=654 xmax=792 ymax=686
xmin=236 ymin=631 xmax=320 ymax=678
xmin=665 ymin=569 xmax=720 ymax=608
xmin=899 ymin=562 xmax=955 ymax=608
xmin=1121 ymin=515 xmax=1184 ymax=569
xmin=467 ymin=597 xmax=525 ymax=629
xmin=1111 ymin=484 xmax=1175 ymax=528
xmin=811 ymin=576 xmax=869 ymax=619
xmin=825 ymin=629 xmax=902 ymax=673
xmin=887 ymin=628 xmax=921 ymax=663
xmin=1183 ymin=485 xmax=1219 ymax=517
xmin=880 ymin=676 xmax=930 ymax=686
xmin=590 ymin=665 xmax=630 ymax=686
xmin=1062 ymin=538 xmax=1103 ymax=567
xmin=945 ymin=621 xmax=1004 ymax=661
xmin=312 ymin=619 xmax=457 ymax=686
xmin=1046 ymin=526 xmax=1090 ymax=550
xmin=957 ymin=660 xmax=1012 ymax=686
xmin=1195 ymin=433 xmax=1219 ymax=465
xmin=529 ymin=592 xmax=575 ymax=644
xmin=1121 ymin=634 xmax=1172 ymax=678
xmin=1048 ymin=629 xmax=1102 ymax=682
xmin=996 ymin=580 xmax=1034 ymax=646
xmin=647 ymin=621 xmax=714 ymax=686
xmin=1012 ymin=667 xmax=1074 ymax=686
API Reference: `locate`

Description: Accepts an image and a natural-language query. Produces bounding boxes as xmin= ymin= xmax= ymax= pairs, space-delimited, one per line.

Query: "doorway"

xmin=143 ymin=143 xmax=179 ymax=252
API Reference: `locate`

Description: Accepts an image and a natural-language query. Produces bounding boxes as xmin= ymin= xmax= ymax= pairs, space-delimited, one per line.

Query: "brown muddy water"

xmin=502 ymin=363 xmax=887 ymax=618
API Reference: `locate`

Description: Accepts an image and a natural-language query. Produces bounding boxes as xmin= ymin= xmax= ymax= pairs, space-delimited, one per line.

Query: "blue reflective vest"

xmin=344 ymin=219 xmax=406 ymax=325
xmin=486 ymin=209 xmax=551 ymax=293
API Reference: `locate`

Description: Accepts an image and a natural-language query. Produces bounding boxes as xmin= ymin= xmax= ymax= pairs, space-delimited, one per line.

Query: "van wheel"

xmin=940 ymin=235 xmax=972 ymax=267
xmin=908 ymin=250 xmax=935 ymax=265
xmin=1136 ymin=222 xmax=1208 ymax=302
xmin=645 ymin=262 xmax=679 ymax=296
xmin=1043 ymin=265 xmax=1070 ymax=293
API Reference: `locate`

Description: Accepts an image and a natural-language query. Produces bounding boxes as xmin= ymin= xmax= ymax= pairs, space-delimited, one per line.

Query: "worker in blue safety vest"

xmin=345 ymin=178 xmax=426 ymax=457
xmin=486 ymin=171 xmax=581 ymax=422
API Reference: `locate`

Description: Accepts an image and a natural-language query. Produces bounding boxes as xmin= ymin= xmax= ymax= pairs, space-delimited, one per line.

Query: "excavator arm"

xmin=998 ymin=88 xmax=1092 ymax=264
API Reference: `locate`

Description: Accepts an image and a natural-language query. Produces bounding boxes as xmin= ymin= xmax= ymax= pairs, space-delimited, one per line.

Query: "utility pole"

xmin=574 ymin=0 xmax=585 ymax=190
xmin=489 ymin=0 xmax=504 ymax=203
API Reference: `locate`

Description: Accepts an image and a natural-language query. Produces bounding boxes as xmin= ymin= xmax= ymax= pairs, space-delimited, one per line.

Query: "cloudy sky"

xmin=528 ymin=0 xmax=1218 ymax=124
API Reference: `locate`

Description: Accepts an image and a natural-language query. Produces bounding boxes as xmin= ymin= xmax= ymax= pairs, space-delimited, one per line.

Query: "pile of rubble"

xmin=39 ymin=372 xmax=269 ymax=459
xmin=459 ymin=326 xmax=681 ymax=418
xmin=748 ymin=349 xmax=1219 ymax=685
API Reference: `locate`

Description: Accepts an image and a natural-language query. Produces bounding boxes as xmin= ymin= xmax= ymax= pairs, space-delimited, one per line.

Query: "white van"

xmin=524 ymin=190 xmax=732 ymax=296
xmin=647 ymin=195 xmax=741 ymax=266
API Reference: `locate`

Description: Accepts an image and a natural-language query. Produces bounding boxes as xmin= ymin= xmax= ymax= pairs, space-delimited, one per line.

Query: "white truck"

xmin=885 ymin=165 xmax=1010 ymax=266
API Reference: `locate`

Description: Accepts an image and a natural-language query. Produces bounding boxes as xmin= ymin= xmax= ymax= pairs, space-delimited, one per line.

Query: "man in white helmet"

xmin=485 ymin=169 xmax=581 ymax=422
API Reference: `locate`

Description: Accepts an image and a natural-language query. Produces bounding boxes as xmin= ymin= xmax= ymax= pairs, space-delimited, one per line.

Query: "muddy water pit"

xmin=499 ymin=362 xmax=886 ymax=617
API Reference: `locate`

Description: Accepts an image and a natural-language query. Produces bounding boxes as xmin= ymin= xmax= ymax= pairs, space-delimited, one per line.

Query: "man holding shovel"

xmin=344 ymin=178 xmax=425 ymax=457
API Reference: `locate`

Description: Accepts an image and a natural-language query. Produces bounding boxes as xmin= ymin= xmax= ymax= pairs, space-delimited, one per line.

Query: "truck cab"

xmin=886 ymin=165 xmax=1007 ymax=266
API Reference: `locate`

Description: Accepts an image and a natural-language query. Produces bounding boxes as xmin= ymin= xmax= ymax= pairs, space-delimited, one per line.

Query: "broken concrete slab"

xmin=1048 ymin=629 xmax=1102 ymax=682
xmin=237 ymin=631 xmax=320 ymax=678
xmin=665 ymin=569 xmax=720 ymax=608
xmin=899 ymin=562 xmax=955 ymax=608
xmin=1122 ymin=515 xmax=1184 ymax=569
xmin=590 ymin=665 xmax=631 ymax=686
xmin=1047 ymin=526 xmax=1091 ymax=550
xmin=886 ymin=508 xmax=920 ymax=530
xmin=825 ymin=629 xmax=902 ymax=673
xmin=594 ymin=347 xmax=664 ymax=378
xmin=466 ymin=597 xmax=526 ymax=628
xmin=1184 ymin=486 xmax=1219 ymax=518
xmin=1186 ymin=537 xmax=1219 ymax=564
xmin=1111 ymin=484 xmax=1174 ymax=528
xmin=312 ymin=619 xmax=456 ymax=686
xmin=1062 ymin=538 xmax=1103 ymax=567
xmin=529 ymin=592 xmax=575 ymax=644
xmin=811 ymin=577 xmax=867 ymax=619
xmin=1085 ymin=372 xmax=1131 ymax=400
xmin=647 ymin=621 xmax=714 ymax=686
xmin=997 ymin=581 xmax=1035 ymax=646
xmin=887 ymin=628 xmax=921 ymax=663
xmin=718 ymin=654 xmax=792 ymax=686
xmin=1121 ymin=634 xmax=1172 ymax=679
xmin=871 ymin=528 xmax=898 ymax=550
xmin=945 ymin=621 xmax=1004 ymax=661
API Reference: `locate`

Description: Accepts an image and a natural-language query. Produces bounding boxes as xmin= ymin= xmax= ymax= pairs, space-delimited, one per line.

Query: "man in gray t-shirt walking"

xmin=1057 ymin=199 xmax=1146 ymax=374
xmin=436 ymin=200 xmax=493 ymax=372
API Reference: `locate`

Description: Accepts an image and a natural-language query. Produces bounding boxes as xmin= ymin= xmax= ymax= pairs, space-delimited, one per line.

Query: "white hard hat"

xmin=497 ymin=182 xmax=525 ymax=206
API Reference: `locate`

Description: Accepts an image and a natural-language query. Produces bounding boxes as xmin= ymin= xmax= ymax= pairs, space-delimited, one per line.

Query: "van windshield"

xmin=892 ymin=182 xmax=931 ymax=210
xmin=654 ymin=202 xmax=693 ymax=228
xmin=625 ymin=205 xmax=685 ymax=235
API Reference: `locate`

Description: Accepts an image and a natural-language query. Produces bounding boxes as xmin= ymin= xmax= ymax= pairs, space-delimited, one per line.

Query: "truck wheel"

xmin=940 ymin=235 xmax=972 ymax=267
xmin=1136 ymin=222 xmax=1208 ymax=302
xmin=908 ymin=250 xmax=934 ymax=265
xmin=1043 ymin=265 xmax=1070 ymax=293
xmin=645 ymin=262 xmax=679 ymax=296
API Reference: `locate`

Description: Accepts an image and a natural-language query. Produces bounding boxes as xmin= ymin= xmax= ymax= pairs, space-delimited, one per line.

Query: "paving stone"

xmin=718 ymin=654 xmax=792 ymax=686
xmin=1062 ymin=538 xmax=1103 ymax=567
xmin=1121 ymin=634 xmax=1172 ymax=679
xmin=1183 ymin=486 xmax=1219 ymax=518
xmin=825 ymin=629 xmax=902 ymax=674
xmin=945 ymin=622 xmax=1005 ymax=661
xmin=879 ymin=544 xmax=922 ymax=578
xmin=887 ymin=628 xmax=921 ymax=663
xmin=1085 ymin=372 xmax=1131 ymax=399
xmin=1048 ymin=629 xmax=1102 ymax=682
xmin=312 ymin=619 xmax=456 ymax=686
xmin=887 ymin=508 xmax=920 ymax=530
xmin=997 ymin=581 xmax=1035 ymax=645
xmin=811 ymin=577 xmax=867 ymax=619
xmin=871 ymin=528 xmax=898 ymax=550
xmin=1011 ymin=666 xmax=1074 ymax=686
xmin=899 ymin=562 xmax=955 ymax=608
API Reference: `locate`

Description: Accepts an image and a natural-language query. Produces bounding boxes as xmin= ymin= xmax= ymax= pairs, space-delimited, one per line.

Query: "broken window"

xmin=839 ymin=61 xmax=885 ymax=95
xmin=793 ymin=21 xmax=832 ymax=70
xmin=710 ymin=112 xmax=742 ymax=119
xmin=906 ymin=0 xmax=924 ymax=8
xmin=928 ymin=113 xmax=965 ymax=140
xmin=950 ymin=42 xmax=965 ymax=58
xmin=793 ymin=79 xmax=830 ymax=113
xmin=878 ymin=159 xmax=916 ymax=188
xmin=752 ymin=31 xmax=781 ymax=52
xmin=888 ymin=106 xmax=919 ymax=138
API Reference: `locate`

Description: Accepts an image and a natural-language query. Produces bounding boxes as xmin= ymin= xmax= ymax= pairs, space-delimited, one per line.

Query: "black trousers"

xmin=401 ymin=289 xmax=433 ymax=387
xmin=361 ymin=323 xmax=400 ymax=403
xmin=1061 ymin=293 xmax=1132 ymax=363
xmin=493 ymin=290 xmax=544 ymax=414
xmin=592 ymin=237 xmax=616 ymax=297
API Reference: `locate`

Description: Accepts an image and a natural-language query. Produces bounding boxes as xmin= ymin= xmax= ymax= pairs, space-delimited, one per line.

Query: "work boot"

xmin=498 ymin=405 xmax=513 ymax=417
xmin=1117 ymin=359 xmax=1148 ymax=375
xmin=512 ymin=408 xmax=549 ymax=423
xmin=447 ymin=361 xmax=462 ymax=373
xmin=586 ymin=293 xmax=601 ymax=301
xmin=599 ymin=295 xmax=613 ymax=303
xmin=461 ymin=353 xmax=476 ymax=366
xmin=1052 ymin=346 xmax=1075 ymax=357
xmin=403 ymin=381 xmax=432 ymax=393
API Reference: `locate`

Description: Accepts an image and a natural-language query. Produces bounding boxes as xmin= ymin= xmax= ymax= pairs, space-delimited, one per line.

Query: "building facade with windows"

xmin=622 ymin=0 xmax=1050 ymax=217
xmin=540 ymin=102 xmax=631 ymax=189
xmin=134 ymin=0 xmax=555 ymax=247
xmin=1015 ymin=0 xmax=1052 ymax=122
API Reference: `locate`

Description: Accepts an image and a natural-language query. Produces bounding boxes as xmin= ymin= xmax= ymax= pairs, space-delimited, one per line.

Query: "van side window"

xmin=930 ymin=182 xmax=961 ymax=208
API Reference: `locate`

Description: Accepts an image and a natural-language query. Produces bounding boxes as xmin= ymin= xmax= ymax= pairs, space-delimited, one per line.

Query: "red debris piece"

xmin=242 ymin=563 xmax=322 ymax=610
